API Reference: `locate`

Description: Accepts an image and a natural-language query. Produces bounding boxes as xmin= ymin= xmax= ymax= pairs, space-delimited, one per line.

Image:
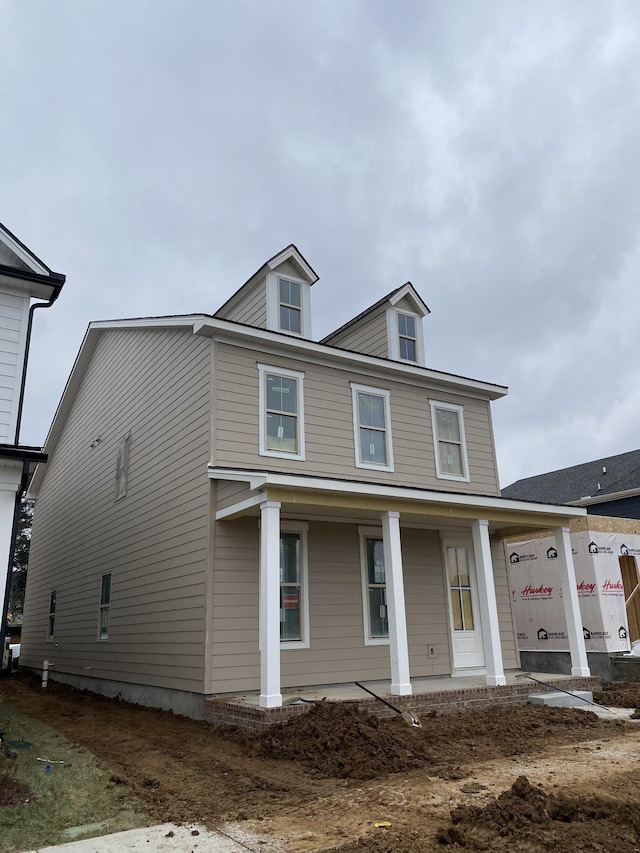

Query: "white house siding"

xmin=324 ymin=307 xmax=389 ymax=359
xmin=0 ymin=289 xmax=29 ymax=443
xmin=207 ymin=520 xmax=516 ymax=694
xmin=21 ymin=327 xmax=212 ymax=695
xmin=214 ymin=342 xmax=500 ymax=496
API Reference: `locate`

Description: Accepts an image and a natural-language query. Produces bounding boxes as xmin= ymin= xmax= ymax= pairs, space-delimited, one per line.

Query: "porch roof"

xmin=208 ymin=467 xmax=586 ymax=538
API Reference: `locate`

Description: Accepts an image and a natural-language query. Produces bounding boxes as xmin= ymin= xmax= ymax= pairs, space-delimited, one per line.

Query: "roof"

xmin=501 ymin=448 xmax=640 ymax=504
xmin=0 ymin=222 xmax=66 ymax=299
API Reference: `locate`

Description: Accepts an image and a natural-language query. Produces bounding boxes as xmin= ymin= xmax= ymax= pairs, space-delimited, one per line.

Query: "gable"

xmin=0 ymin=223 xmax=65 ymax=300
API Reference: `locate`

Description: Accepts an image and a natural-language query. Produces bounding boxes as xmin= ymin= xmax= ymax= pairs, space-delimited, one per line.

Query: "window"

xmin=386 ymin=306 xmax=425 ymax=365
xmin=351 ymin=384 xmax=394 ymax=472
xmin=280 ymin=523 xmax=309 ymax=648
xmin=397 ymin=312 xmax=417 ymax=362
xmin=279 ymin=278 xmax=301 ymax=334
xmin=430 ymin=400 xmax=470 ymax=482
xmin=266 ymin=271 xmax=312 ymax=338
xmin=359 ymin=529 xmax=389 ymax=644
xmin=99 ymin=573 xmax=111 ymax=640
xmin=447 ymin=547 xmax=474 ymax=631
xmin=258 ymin=364 xmax=305 ymax=460
xmin=47 ymin=589 xmax=56 ymax=640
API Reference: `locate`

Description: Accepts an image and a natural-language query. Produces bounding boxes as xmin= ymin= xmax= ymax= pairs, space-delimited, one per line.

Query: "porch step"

xmin=528 ymin=690 xmax=593 ymax=708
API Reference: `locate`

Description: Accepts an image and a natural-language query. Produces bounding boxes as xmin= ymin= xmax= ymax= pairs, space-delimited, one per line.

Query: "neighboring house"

xmin=506 ymin=514 xmax=640 ymax=680
xmin=0 ymin=224 xmax=65 ymax=672
xmin=22 ymin=245 xmax=589 ymax=718
xmin=502 ymin=449 xmax=640 ymax=518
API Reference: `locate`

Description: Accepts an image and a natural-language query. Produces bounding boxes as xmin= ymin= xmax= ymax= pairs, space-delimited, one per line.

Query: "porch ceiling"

xmin=210 ymin=467 xmax=585 ymax=537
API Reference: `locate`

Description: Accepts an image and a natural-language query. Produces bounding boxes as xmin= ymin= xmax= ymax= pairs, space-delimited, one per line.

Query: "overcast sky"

xmin=2 ymin=0 xmax=639 ymax=489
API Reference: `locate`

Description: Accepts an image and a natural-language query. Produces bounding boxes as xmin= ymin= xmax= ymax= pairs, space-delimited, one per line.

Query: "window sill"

xmin=281 ymin=639 xmax=310 ymax=650
xmin=260 ymin=449 xmax=306 ymax=462
xmin=355 ymin=460 xmax=394 ymax=473
xmin=435 ymin=472 xmax=471 ymax=483
xmin=364 ymin=636 xmax=390 ymax=647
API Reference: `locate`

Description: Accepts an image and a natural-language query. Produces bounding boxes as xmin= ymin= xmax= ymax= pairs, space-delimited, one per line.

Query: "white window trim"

xmin=265 ymin=272 xmax=312 ymax=338
xmin=280 ymin=521 xmax=310 ymax=650
xmin=351 ymin=383 xmax=394 ymax=472
xmin=430 ymin=400 xmax=470 ymax=483
xmin=386 ymin=307 xmax=425 ymax=366
xmin=359 ymin=526 xmax=390 ymax=646
xmin=258 ymin=364 xmax=306 ymax=461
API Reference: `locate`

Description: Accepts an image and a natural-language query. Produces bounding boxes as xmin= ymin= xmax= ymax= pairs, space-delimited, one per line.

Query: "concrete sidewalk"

xmin=26 ymin=822 xmax=260 ymax=852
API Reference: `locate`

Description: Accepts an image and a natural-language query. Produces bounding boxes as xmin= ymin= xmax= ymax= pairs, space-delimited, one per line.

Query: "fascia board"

xmin=267 ymin=246 xmax=318 ymax=283
xmin=569 ymin=487 xmax=640 ymax=506
xmin=200 ymin=319 xmax=508 ymax=400
xmin=0 ymin=226 xmax=50 ymax=276
xmin=207 ymin=467 xmax=586 ymax=520
xmin=389 ymin=283 xmax=430 ymax=316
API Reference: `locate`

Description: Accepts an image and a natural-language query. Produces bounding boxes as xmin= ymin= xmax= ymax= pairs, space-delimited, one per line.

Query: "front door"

xmin=445 ymin=543 xmax=485 ymax=670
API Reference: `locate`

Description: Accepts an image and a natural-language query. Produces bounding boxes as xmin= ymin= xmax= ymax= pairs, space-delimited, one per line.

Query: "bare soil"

xmin=0 ymin=772 xmax=33 ymax=807
xmin=2 ymin=674 xmax=640 ymax=852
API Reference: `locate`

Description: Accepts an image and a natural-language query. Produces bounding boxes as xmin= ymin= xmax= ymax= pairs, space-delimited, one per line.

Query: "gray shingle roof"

xmin=501 ymin=449 xmax=640 ymax=504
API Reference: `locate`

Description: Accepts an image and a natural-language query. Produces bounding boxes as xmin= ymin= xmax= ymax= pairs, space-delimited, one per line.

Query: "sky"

xmin=2 ymin=0 xmax=640 ymax=489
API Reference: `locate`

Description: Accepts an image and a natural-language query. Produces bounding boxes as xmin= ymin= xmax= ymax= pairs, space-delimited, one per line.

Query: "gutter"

xmin=14 ymin=278 xmax=65 ymax=445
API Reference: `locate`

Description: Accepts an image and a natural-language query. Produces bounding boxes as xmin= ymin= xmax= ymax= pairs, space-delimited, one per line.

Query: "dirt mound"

xmin=434 ymin=775 xmax=640 ymax=852
xmin=595 ymin=682 xmax=640 ymax=709
xmin=258 ymin=702 xmax=434 ymax=779
xmin=339 ymin=776 xmax=640 ymax=852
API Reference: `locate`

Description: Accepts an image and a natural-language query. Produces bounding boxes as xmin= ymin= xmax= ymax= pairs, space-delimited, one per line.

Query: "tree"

xmin=7 ymin=499 xmax=34 ymax=621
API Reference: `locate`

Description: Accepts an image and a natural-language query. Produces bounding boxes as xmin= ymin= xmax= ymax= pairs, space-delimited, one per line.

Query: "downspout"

xmin=1 ymin=280 xmax=63 ymax=674
xmin=14 ymin=281 xmax=64 ymax=445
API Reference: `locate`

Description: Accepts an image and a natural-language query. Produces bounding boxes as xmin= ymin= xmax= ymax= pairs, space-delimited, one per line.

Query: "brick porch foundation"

xmin=204 ymin=676 xmax=601 ymax=730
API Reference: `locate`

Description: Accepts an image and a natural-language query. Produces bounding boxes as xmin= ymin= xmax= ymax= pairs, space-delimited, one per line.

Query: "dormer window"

xmin=397 ymin=313 xmax=417 ymax=362
xmin=279 ymin=278 xmax=301 ymax=333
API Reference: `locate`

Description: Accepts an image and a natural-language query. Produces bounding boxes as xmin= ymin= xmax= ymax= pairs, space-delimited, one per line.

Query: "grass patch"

xmin=0 ymin=697 xmax=149 ymax=853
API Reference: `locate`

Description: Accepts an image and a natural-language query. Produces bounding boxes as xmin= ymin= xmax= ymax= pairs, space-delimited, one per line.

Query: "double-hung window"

xmin=351 ymin=384 xmax=394 ymax=472
xmin=359 ymin=529 xmax=389 ymax=644
xmin=397 ymin=313 xmax=417 ymax=362
xmin=430 ymin=400 xmax=470 ymax=482
xmin=47 ymin=589 xmax=56 ymax=640
xmin=279 ymin=278 xmax=301 ymax=334
xmin=258 ymin=364 xmax=305 ymax=460
xmin=279 ymin=524 xmax=309 ymax=648
xmin=99 ymin=573 xmax=111 ymax=640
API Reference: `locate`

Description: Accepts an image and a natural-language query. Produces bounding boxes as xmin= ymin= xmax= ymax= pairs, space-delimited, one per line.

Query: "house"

xmin=502 ymin=449 xmax=640 ymax=518
xmin=0 ymin=224 xmax=65 ymax=673
xmin=21 ymin=245 xmax=591 ymax=719
xmin=506 ymin=513 xmax=640 ymax=680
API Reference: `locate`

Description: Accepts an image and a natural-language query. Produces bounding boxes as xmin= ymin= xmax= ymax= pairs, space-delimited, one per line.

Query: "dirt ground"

xmin=2 ymin=676 xmax=640 ymax=852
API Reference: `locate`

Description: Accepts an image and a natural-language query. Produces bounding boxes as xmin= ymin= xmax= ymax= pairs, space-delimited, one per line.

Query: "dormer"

xmin=322 ymin=282 xmax=430 ymax=366
xmin=215 ymin=245 xmax=318 ymax=338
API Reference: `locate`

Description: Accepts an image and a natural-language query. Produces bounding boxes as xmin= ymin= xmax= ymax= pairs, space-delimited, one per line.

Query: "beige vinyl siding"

xmin=214 ymin=342 xmax=500 ymax=495
xmin=21 ymin=327 xmax=212 ymax=694
xmin=324 ymin=306 xmax=389 ymax=359
xmin=216 ymin=480 xmax=253 ymax=511
xmin=208 ymin=520 xmax=455 ymax=693
xmin=217 ymin=278 xmax=267 ymax=328
xmin=491 ymin=539 xmax=519 ymax=669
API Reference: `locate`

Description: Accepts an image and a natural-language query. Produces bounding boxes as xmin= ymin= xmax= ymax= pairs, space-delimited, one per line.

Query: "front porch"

xmin=204 ymin=671 xmax=602 ymax=730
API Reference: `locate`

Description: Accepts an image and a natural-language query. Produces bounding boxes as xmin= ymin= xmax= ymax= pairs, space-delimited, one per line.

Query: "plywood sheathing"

xmin=505 ymin=514 xmax=640 ymax=543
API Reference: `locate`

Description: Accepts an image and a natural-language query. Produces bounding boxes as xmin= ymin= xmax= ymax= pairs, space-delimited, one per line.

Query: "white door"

xmin=445 ymin=543 xmax=485 ymax=670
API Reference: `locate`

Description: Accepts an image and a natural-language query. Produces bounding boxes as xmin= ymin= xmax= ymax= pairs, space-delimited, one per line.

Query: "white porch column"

xmin=554 ymin=526 xmax=590 ymax=676
xmin=259 ymin=500 xmax=282 ymax=708
xmin=381 ymin=511 xmax=412 ymax=695
xmin=471 ymin=519 xmax=506 ymax=686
